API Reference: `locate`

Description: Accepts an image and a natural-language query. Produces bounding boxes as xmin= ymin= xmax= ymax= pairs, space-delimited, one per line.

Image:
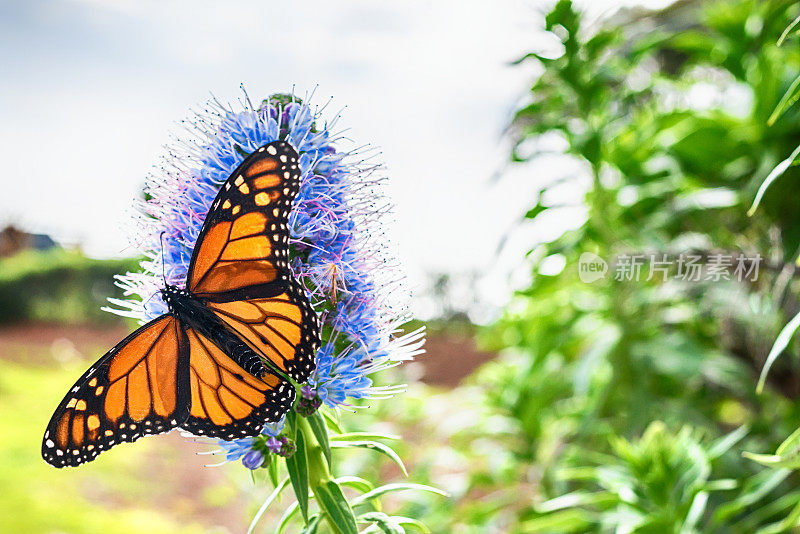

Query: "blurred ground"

xmin=415 ymin=333 xmax=496 ymax=388
xmin=0 ymin=322 xmax=492 ymax=533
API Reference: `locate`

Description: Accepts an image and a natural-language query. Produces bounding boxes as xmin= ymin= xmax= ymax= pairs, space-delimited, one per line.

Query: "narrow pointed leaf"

xmin=268 ymin=454 xmax=279 ymax=487
xmin=334 ymin=476 xmax=374 ymax=495
xmin=299 ymin=515 xmax=322 ymax=534
xmin=748 ymin=143 xmax=800 ymax=215
xmin=307 ymin=411 xmax=332 ymax=467
xmin=329 ymin=441 xmax=408 ymax=476
xmin=757 ymin=310 xmax=800 ymax=393
xmin=769 ymin=75 xmax=800 ymax=125
xmin=321 ymin=409 xmax=344 ymax=434
xmin=286 ymin=430 xmax=310 ymax=523
xmin=315 ymin=480 xmax=358 ymax=534
xmin=776 ymin=426 xmax=800 ymax=456
xmin=276 ymin=501 xmax=300 ymax=534
xmin=779 ymin=13 xmax=800 ymax=45
xmin=389 ymin=517 xmax=431 ymax=534
xmin=330 ymin=432 xmax=400 ymax=442
xmin=351 ymin=483 xmax=448 ymax=507
xmin=358 ymin=512 xmax=404 ymax=534
xmin=708 ymin=425 xmax=749 ymax=459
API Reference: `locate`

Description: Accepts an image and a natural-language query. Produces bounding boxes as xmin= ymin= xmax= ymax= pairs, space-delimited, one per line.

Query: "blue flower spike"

xmin=105 ymin=89 xmax=426 ymax=469
xmin=104 ymin=89 xmax=446 ymax=532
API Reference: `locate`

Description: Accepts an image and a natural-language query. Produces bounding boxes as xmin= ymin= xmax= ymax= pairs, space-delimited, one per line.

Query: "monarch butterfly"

xmin=42 ymin=140 xmax=320 ymax=468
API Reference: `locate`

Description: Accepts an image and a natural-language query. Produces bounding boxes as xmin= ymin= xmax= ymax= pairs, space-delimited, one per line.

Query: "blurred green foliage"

xmin=0 ymin=248 xmax=139 ymax=325
xmin=477 ymin=0 xmax=800 ymax=530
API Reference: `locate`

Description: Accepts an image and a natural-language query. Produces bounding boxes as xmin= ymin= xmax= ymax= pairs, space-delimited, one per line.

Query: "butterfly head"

xmin=160 ymin=284 xmax=188 ymax=312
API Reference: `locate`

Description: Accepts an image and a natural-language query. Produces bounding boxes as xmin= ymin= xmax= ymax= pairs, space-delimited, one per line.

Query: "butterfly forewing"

xmin=42 ymin=315 xmax=190 ymax=467
xmin=187 ymin=141 xmax=300 ymax=301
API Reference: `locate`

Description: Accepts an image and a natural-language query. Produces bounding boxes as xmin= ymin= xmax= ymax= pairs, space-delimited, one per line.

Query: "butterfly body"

xmin=160 ymin=283 xmax=287 ymax=380
xmin=43 ymin=140 xmax=320 ymax=468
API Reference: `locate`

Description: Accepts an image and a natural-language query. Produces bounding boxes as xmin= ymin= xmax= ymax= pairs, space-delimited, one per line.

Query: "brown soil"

xmin=0 ymin=321 xmax=130 ymax=365
xmin=416 ymin=332 xmax=497 ymax=387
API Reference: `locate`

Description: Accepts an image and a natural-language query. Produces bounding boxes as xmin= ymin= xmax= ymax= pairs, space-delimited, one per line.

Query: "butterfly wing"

xmin=185 ymin=140 xmax=319 ymax=383
xmin=186 ymin=140 xmax=300 ymax=300
xmin=42 ymin=315 xmax=190 ymax=467
xmin=180 ymin=327 xmax=295 ymax=439
xmin=205 ymin=288 xmax=319 ymax=383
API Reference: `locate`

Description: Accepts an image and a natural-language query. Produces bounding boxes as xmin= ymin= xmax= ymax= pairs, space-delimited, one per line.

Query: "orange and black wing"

xmin=42 ymin=315 xmax=190 ymax=467
xmin=206 ymin=288 xmax=319 ymax=383
xmin=184 ymin=140 xmax=319 ymax=383
xmin=180 ymin=327 xmax=294 ymax=438
xmin=186 ymin=140 xmax=300 ymax=301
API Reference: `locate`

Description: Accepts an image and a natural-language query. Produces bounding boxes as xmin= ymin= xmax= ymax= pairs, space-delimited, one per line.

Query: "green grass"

xmin=0 ymin=359 xmax=210 ymax=533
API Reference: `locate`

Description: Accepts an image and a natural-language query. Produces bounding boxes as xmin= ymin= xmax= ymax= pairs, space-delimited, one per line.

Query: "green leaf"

xmin=778 ymin=13 xmax=800 ymax=46
xmin=334 ymin=476 xmax=375 ymax=495
xmin=276 ymin=501 xmax=301 ymax=534
xmin=307 ymin=411 xmax=332 ymax=468
xmin=247 ymin=477 xmax=289 ymax=534
xmin=330 ymin=432 xmax=400 ymax=442
xmin=776 ymin=426 xmax=800 ymax=456
xmin=536 ymin=491 xmax=616 ymax=513
xmin=315 ymin=480 xmax=358 ymax=534
xmin=756 ymin=310 xmax=800 ymax=393
xmin=748 ymin=143 xmax=800 ymax=215
xmin=299 ymin=515 xmax=322 ymax=534
xmin=708 ymin=425 xmax=750 ymax=459
xmin=713 ymin=470 xmax=791 ymax=522
xmin=683 ymin=491 xmax=709 ymax=533
xmin=525 ymin=202 xmax=549 ymax=220
xmin=743 ymin=427 xmax=800 ymax=469
xmin=756 ymin=498 xmax=800 ymax=534
xmin=511 ymin=51 xmax=556 ymax=65
xmin=743 ymin=451 xmax=800 ymax=469
xmin=358 ymin=512 xmax=404 ymax=534
xmin=388 ymin=517 xmax=431 ymax=534
xmin=286 ymin=410 xmax=298 ymax=438
xmin=518 ymin=509 xmax=593 ymax=533
xmin=329 ymin=441 xmax=408 ymax=476
xmin=768 ymin=74 xmax=800 ymax=125
xmin=268 ymin=453 xmax=280 ymax=487
xmin=286 ymin=430 xmax=310 ymax=523
xmin=321 ymin=409 xmax=344 ymax=434
xmin=351 ymin=483 xmax=448 ymax=508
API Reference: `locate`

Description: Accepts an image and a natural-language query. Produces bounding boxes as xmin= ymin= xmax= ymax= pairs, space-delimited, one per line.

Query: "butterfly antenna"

xmin=159 ymin=231 xmax=168 ymax=287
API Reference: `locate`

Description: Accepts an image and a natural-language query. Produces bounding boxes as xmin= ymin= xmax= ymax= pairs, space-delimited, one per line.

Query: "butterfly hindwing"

xmin=187 ymin=140 xmax=301 ymax=300
xmin=206 ymin=279 xmax=320 ymax=383
xmin=180 ymin=327 xmax=295 ymax=439
xmin=42 ymin=315 xmax=190 ymax=467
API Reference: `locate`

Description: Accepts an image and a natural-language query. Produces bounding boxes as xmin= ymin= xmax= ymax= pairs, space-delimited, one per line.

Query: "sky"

xmin=0 ymin=0 xmax=673 ymax=318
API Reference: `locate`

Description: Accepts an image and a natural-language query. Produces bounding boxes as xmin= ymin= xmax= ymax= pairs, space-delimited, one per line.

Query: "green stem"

xmin=299 ymin=415 xmax=331 ymax=485
xmin=297 ymin=416 xmax=343 ymax=534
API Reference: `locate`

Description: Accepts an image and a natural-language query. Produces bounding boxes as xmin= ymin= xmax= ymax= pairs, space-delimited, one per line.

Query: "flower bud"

xmin=241 ymin=449 xmax=265 ymax=470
